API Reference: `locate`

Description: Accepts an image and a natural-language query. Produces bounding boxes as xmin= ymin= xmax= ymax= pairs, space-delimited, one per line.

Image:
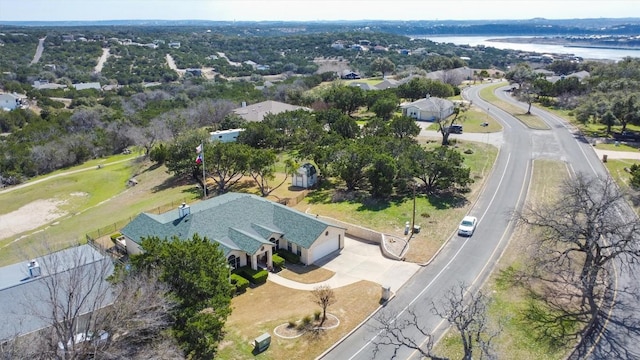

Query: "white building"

xmin=210 ymin=128 xmax=245 ymax=143
xmin=0 ymin=93 xmax=21 ymax=111
xmin=293 ymin=163 xmax=318 ymax=189
xmin=400 ymin=96 xmax=455 ymax=122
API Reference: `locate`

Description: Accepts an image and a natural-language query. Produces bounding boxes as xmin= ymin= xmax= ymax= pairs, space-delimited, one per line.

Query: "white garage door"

xmin=310 ymin=237 xmax=339 ymax=263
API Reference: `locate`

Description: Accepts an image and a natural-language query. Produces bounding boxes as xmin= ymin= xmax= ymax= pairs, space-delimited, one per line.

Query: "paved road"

xmin=495 ymin=87 xmax=640 ymax=359
xmin=30 ymin=37 xmax=46 ymax=65
xmin=321 ymin=83 xmax=534 ymax=359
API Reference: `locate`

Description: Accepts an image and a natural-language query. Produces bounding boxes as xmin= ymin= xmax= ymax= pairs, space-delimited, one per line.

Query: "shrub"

xmin=298 ymin=315 xmax=312 ymax=330
xmin=236 ymin=266 xmax=268 ymax=284
xmin=230 ymin=273 xmax=249 ymax=294
xmin=287 ymin=320 xmax=296 ymax=328
xmin=464 ymin=148 xmax=474 ymax=154
xmin=277 ymin=249 xmax=301 ymax=264
xmin=314 ymin=311 xmax=321 ymax=321
xmin=272 ymin=253 xmax=285 ymax=269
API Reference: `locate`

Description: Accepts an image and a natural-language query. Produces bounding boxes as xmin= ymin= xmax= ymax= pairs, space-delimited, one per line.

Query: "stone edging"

xmin=273 ymin=313 xmax=340 ymax=339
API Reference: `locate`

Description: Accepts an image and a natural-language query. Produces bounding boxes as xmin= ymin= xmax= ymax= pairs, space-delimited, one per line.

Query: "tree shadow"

xmin=152 ymin=175 xmax=195 ymax=193
xmin=425 ymin=191 xmax=468 ymax=210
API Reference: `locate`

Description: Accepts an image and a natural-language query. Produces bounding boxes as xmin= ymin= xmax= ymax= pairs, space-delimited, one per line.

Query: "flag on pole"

xmin=195 ymin=153 xmax=203 ymax=165
xmin=196 ymin=144 xmax=202 ymax=154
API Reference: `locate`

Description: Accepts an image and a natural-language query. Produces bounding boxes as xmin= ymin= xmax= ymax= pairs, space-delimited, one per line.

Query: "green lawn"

xmin=426 ymin=105 xmax=503 ymax=133
xmin=479 ymin=84 xmax=550 ymax=130
xmin=0 ymin=157 xmax=200 ymax=266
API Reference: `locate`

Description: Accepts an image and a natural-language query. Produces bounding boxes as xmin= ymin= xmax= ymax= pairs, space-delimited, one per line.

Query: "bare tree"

xmin=3 ymin=245 xmax=180 ymax=360
xmin=129 ymin=117 xmax=171 ymax=157
xmin=514 ymin=174 xmax=640 ymax=348
xmin=310 ymin=285 xmax=336 ymax=326
xmin=372 ymin=282 xmax=497 ymax=360
xmin=432 ymin=283 xmax=497 ymax=360
xmin=437 ymin=101 xmax=468 ymax=146
xmin=13 ymin=245 xmax=116 ymax=360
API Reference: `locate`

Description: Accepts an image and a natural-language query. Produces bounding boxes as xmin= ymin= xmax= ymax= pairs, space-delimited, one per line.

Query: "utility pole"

xmin=411 ymin=182 xmax=416 ymax=233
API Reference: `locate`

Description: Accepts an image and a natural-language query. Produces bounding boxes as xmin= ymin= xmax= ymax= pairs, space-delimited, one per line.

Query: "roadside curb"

xmin=314 ymin=293 xmax=396 ymax=360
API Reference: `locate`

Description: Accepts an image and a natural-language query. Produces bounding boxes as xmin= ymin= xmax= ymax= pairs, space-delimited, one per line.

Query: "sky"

xmin=0 ymin=0 xmax=638 ymax=22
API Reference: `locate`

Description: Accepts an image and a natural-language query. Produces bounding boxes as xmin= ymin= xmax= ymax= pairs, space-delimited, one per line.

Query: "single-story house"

xmin=341 ymin=70 xmax=361 ymax=79
xmin=210 ymin=128 xmax=244 ymax=143
xmin=120 ymin=193 xmax=345 ymax=270
xmin=293 ymin=163 xmax=317 ymax=189
xmin=32 ymin=80 xmax=67 ymax=90
xmin=401 ymin=96 xmax=455 ymax=122
xmin=0 ymin=245 xmax=114 ymax=341
xmin=232 ymin=100 xmax=310 ymax=123
xmin=185 ymin=68 xmax=202 ymax=76
xmin=73 ymin=82 xmax=101 ymax=91
xmin=375 ymin=78 xmax=400 ymax=90
xmin=0 ymin=93 xmax=22 ymax=111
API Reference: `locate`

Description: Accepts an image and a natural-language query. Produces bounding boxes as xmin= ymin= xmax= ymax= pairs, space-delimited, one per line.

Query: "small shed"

xmin=293 ymin=163 xmax=317 ymax=189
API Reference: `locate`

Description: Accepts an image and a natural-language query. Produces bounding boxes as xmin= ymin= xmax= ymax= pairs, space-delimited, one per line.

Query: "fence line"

xmin=85 ymin=198 xmax=189 ymax=241
xmin=86 ymin=191 xmax=310 ymax=243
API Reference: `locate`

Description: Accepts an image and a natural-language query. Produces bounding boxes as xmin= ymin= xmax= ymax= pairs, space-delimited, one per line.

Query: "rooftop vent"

xmin=28 ymin=259 xmax=41 ymax=278
xmin=178 ymin=203 xmax=191 ymax=218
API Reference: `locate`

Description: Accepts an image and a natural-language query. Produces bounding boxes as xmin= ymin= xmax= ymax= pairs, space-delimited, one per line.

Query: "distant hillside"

xmin=2 ymin=18 xmax=640 ymax=37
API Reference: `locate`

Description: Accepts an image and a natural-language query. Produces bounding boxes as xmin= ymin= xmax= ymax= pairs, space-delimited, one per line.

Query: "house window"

xmin=325 ymin=231 xmax=329 ymax=236
xmin=228 ymin=255 xmax=240 ymax=270
xmin=296 ymin=246 xmax=302 ymax=256
xmin=287 ymin=242 xmax=293 ymax=252
xmin=270 ymin=237 xmax=279 ymax=250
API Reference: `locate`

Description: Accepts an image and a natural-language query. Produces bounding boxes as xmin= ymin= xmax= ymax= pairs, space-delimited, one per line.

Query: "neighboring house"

xmin=73 ymin=82 xmax=101 ymax=91
xmin=168 ymin=42 xmax=181 ymax=49
xmin=401 ymin=96 xmax=455 ymax=122
xmin=0 ymin=93 xmax=22 ymax=111
xmin=32 ymin=81 xmax=67 ymax=90
xmin=341 ymin=70 xmax=361 ymax=79
xmin=185 ymin=68 xmax=202 ymax=76
xmin=232 ymin=100 xmax=310 ymax=123
xmin=210 ymin=128 xmax=245 ymax=143
xmin=375 ymin=78 xmax=400 ymax=90
xmin=0 ymin=245 xmax=114 ymax=341
xmin=567 ymin=70 xmax=590 ymax=82
xmin=293 ymin=163 xmax=317 ymax=189
xmin=534 ymin=68 xmax=555 ymax=77
xmin=120 ymin=193 xmax=345 ymax=270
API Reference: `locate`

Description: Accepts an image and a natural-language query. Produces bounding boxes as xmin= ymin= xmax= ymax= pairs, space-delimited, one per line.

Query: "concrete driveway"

xmin=268 ymin=237 xmax=420 ymax=293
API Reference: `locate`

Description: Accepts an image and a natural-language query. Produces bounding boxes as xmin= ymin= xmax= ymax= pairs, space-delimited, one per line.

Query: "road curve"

xmin=496 ymin=87 xmax=640 ymax=359
xmin=320 ymin=83 xmax=534 ymax=359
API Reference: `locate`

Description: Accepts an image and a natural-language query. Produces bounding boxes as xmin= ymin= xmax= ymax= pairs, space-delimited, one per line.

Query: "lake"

xmin=411 ymin=35 xmax=640 ymax=61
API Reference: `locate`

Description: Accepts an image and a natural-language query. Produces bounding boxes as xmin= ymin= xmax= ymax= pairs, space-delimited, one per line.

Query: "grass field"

xmin=0 ymin=155 xmax=200 ymax=266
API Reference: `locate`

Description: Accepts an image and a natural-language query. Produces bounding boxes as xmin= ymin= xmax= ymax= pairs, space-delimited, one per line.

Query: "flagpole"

xmin=202 ymin=143 xmax=207 ymax=198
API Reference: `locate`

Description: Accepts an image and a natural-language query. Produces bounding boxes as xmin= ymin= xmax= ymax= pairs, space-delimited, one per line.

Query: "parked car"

xmin=448 ymin=124 xmax=463 ymax=134
xmin=458 ymin=216 xmax=477 ymax=236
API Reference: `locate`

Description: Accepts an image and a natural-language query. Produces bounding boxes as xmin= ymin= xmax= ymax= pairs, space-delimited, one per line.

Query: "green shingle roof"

xmin=121 ymin=193 xmax=341 ymax=255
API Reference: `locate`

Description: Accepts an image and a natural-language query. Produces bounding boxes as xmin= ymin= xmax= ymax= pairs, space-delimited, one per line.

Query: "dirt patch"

xmin=313 ymin=57 xmax=351 ymax=74
xmin=0 ymin=199 xmax=67 ymax=240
